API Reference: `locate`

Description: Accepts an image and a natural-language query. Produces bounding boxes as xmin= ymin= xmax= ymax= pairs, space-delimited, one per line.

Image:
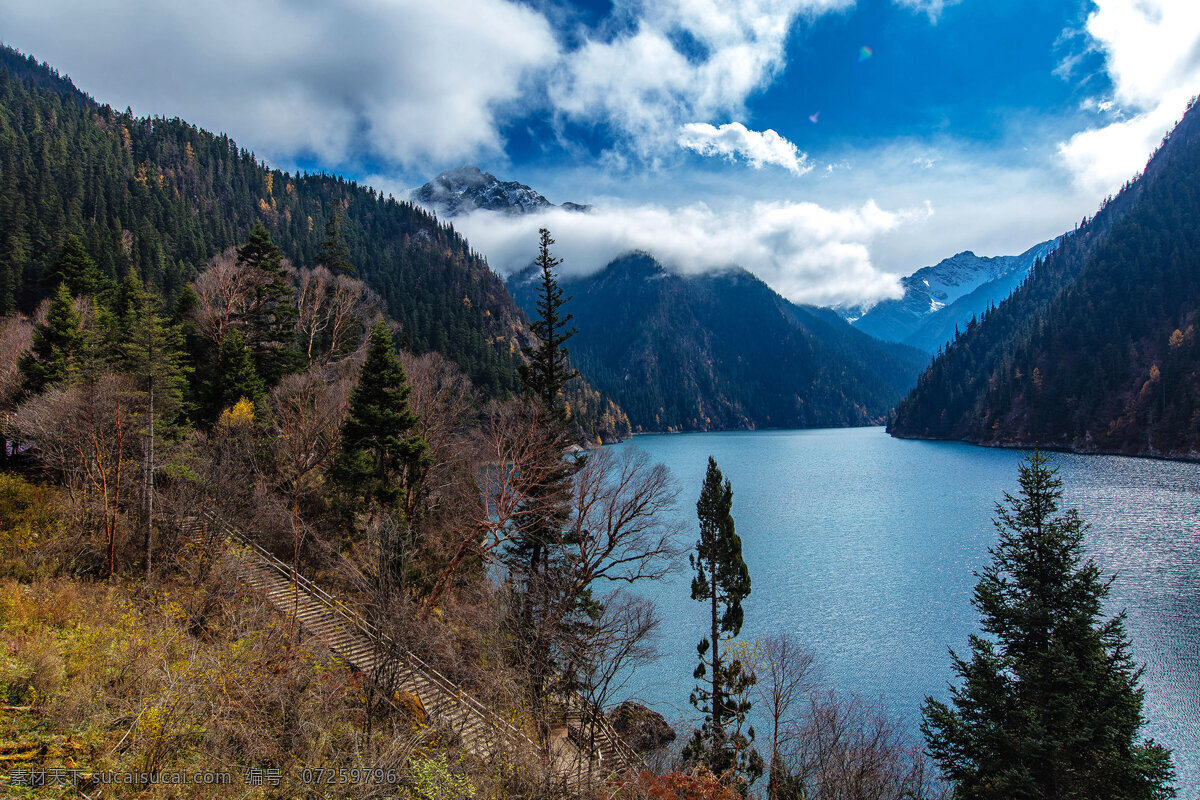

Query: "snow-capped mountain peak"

xmin=849 ymin=237 xmax=1060 ymax=352
xmin=411 ymin=165 xmax=590 ymax=218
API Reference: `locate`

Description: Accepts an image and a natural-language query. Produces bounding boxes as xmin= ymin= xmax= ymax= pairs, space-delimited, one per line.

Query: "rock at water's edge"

xmin=608 ymin=701 xmax=676 ymax=753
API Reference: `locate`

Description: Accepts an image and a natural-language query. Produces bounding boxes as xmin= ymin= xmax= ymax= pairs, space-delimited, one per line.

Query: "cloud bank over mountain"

xmin=6 ymin=0 xmax=1197 ymax=305
xmin=1 ymin=0 xmax=560 ymax=169
xmin=449 ymin=199 xmax=920 ymax=308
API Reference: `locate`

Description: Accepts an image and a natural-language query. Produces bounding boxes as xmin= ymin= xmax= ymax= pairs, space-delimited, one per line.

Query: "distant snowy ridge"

xmin=849 ymin=237 xmax=1060 ymax=353
xmin=412 ymin=165 xmax=591 ymax=218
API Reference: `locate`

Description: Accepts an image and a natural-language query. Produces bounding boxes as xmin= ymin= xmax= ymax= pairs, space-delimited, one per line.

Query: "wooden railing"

xmin=184 ymin=508 xmax=645 ymax=779
xmin=187 ymin=509 xmax=535 ymax=755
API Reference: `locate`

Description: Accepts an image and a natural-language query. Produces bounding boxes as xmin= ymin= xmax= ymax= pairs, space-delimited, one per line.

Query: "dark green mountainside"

xmin=509 ymin=253 xmax=928 ymax=432
xmin=891 ymin=96 xmax=1200 ymax=457
xmin=0 ymin=46 xmax=529 ymax=395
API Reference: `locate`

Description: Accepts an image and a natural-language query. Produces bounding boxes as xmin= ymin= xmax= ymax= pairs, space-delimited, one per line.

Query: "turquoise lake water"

xmin=610 ymin=427 xmax=1200 ymax=794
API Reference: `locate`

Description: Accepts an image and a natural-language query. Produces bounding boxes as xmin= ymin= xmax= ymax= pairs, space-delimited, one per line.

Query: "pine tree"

xmin=317 ymin=208 xmax=355 ymax=275
xmin=921 ymin=452 xmax=1175 ymax=800
xmin=236 ymin=221 xmax=298 ymax=384
xmin=520 ymin=228 xmax=578 ymax=420
xmin=118 ymin=276 xmax=189 ymax=581
xmin=500 ymin=229 xmax=590 ymax=712
xmin=44 ymin=236 xmax=108 ymax=297
xmin=20 ymin=283 xmax=84 ymax=393
xmin=331 ymin=323 xmax=429 ymax=513
xmin=212 ymin=327 xmax=265 ymax=412
xmin=685 ymin=456 xmax=760 ymax=788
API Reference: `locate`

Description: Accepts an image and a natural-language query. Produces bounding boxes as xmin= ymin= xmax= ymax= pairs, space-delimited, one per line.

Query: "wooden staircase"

xmin=564 ymin=695 xmax=638 ymax=773
xmin=180 ymin=510 xmax=643 ymax=783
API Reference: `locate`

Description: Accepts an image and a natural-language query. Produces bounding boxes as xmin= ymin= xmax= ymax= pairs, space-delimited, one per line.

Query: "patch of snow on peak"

xmin=412 ymin=165 xmax=589 ymax=218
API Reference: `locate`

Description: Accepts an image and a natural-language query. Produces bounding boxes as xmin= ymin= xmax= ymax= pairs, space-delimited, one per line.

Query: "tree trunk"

xmin=144 ymin=381 xmax=154 ymax=582
xmin=711 ymin=542 xmax=722 ymax=741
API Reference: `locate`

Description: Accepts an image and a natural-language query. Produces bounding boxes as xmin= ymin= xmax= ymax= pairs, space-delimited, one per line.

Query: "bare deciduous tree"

xmin=0 ymin=314 xmax=32 ymax=402
xmin=425 ymin=403 xmax=682 ymax=618
xmin=269 ymin=367 xmax=355 ymax=582
xmin=400 ymin=351 xmax=477 ymax=515
xmin=561 ymin=446 xmax=682 ymax=593
xmin=8 ymin=373 xmax=139 ymax=576
xmin=294 ymin=266 xmax=380 ymax=368
xmin=778 ymin=690 xmax=944 ymax=800
xmin=566 ymin=592 xmax=660 ymax=778
xmin=0 ymin=315 xmax=33 ymax=465
xmin=753 ymin=633 xmax=817 ymax=800
xmin=191 ymin=248 xmax=272 ymax=348
xmin=423 ymin=399 xmax=562 ymax=611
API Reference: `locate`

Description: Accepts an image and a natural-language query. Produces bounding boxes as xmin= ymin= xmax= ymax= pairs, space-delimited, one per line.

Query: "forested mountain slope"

xmin=0 ymin=47 xmax=524 ymax=396
xmin=890 ymin=96 xmax=1200 ymax=457
xmin=509 ymin=253 xmax=928 ymax=432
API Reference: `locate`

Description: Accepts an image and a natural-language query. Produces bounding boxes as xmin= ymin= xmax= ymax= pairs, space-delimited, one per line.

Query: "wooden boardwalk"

xmin=181 ymin=510 xmax=642 ymax=787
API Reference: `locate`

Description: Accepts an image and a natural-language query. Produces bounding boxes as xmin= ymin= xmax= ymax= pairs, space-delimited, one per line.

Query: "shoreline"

xmin=887 ymin=430 xmax=1200 ymax=464
xmin=616 ymin=425 xmax=1200 ymax=465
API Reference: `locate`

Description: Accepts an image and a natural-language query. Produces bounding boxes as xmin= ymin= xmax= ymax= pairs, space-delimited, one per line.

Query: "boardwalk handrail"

xmin=563 ymin=693 xmax=644 ymax=772
xmin=189 ymin=508 xmax=644 ymax=777
xmin=193 ymin=508 xmax=536 ymax=753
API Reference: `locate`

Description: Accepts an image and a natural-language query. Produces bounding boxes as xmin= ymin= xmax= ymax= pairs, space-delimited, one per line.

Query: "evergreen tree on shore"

xmin=501 ymin=228 xmax=590 ymax=737
xmin=685 ymin=456 xmax=760 ymax=789
xmin=922 ymin=451 xmax=1175 ymax=800
xmin=519 ymin=228 xmax=578 ymax=419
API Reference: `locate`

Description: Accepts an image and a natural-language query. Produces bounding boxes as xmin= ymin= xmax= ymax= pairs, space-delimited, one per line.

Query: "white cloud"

xmin=759 ymin=138 xmax=1099 ymax=276
xmin=1057 ymin=0 xmax=1200 ymax=196
xmin=1 ymin=0 xmax=559 ymax=170
xmin=450 ymin=199 xmax=923 ymax=307
xmin=678 ymin=122 xmax=811 ymax=174
xmin=548 ymin=0 xmax=852 ymax=156
xmin=1058 ymin=94 xmax=1190 ymax=196
xmin=894 ymin=0 xmax=959 ymax=24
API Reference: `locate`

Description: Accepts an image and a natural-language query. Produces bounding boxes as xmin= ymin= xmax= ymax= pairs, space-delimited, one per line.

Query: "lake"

xmin=610 ymin=427 xmax=1200 ymax=795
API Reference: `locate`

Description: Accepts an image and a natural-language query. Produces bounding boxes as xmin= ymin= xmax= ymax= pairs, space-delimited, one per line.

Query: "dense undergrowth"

xmin=0 ymin=476 xmax=547 ymax=800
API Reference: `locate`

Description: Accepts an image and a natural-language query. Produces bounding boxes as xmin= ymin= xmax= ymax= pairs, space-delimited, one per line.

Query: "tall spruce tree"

xmin=235 ymin=222 xmax=298 ymax=384
xmin=332 ymin=323 xmax=429 ymax=511
xmin=317 ymin=208 xmax=355 ymax=276
xmin=44 ymin=236 xmax=108 ymax=297
xmin=922 ymin=452 xmax=1175 ymax=800
xmin=331 ymin=323 xmax=430 ymax=589
xmin=117 ymin=275 xmax=189 ymax=581
xmin=502 ymin=227 xmax=589 ymax=725
xmin=20 ymin=283 xmax=84 ymax=394
xmin=685 ymin=456 xmax=759 ymax=787
xmin=520 ymin=227 xmax=579 ymax=418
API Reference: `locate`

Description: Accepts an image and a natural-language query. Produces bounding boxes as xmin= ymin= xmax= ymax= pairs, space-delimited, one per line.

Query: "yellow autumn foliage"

xmin=217 ymin=397 xmax=255 ymax=429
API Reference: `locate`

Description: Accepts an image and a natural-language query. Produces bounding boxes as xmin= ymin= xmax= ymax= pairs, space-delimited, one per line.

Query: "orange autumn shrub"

xmin=621 ymin=768 xmax=740 ymax=800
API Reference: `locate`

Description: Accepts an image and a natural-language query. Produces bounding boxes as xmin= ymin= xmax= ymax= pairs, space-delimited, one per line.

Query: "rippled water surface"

xmin=611 ymin=427 xmax=1200 ymax=794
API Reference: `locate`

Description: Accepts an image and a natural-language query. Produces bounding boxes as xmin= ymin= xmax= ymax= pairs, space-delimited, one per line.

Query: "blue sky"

xmin=4 ymin=0 xmax=1199 ymax=306
xmin=510 ymin=0 xmax=1102 ymax=162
